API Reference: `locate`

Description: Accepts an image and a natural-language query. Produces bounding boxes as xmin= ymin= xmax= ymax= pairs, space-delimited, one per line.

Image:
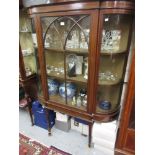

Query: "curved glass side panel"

xmin=96 ymin=14 xmax=133 ymax=114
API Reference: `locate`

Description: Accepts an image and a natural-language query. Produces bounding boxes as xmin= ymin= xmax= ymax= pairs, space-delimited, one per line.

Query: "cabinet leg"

xmin=88 ymin=122 xmax=93 ymax=147
xmin=45 ymin=108 xmax=51 ymax=136
xmin=27 ymin=103 xmax=34 ymax=126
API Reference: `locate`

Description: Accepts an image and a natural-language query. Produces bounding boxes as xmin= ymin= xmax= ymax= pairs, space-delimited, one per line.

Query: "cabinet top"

xmin=28 ymin=1 xmax=134 ymax=15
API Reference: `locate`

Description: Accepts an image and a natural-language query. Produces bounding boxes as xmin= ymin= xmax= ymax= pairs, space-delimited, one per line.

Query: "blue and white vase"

xmin=48 ymin=79 xmax=59 ymax=95
xmin=59 ymin=82 xmax=77 ymax=99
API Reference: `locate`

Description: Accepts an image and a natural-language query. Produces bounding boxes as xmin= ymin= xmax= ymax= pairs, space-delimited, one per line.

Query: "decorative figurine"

xmin=72 ymin=97 xmax=76 ymax=106
xmin=80 ymin=88 xmax=87 ymax=97
xmin=68 ymin=61 xmax=76 ymax=77
xmin=76 ymin=56 xmax=83 ymax=75
xmin=66 ymin=54 xmax=78 ymax=77
xmin=83 ymin=57 xmax=88 ymax=79
xmin=79 ymin=88 xmax=87 ymax=107
xmin=31 ymin=33 xmax=38 ymax=47
xmin=76 ymin=96 xmax=82 ymax=107
xmin=25 ymin=66 xmax=32 ymax=76
xmin=80 ymin=31 xmax=88 ymax=49
xmin=82 ymin=95 xmax=87 ymax=107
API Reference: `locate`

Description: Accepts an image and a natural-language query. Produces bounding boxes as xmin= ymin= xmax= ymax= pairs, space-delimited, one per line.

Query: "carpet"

xmin=19 ymin=133 xmax=71 ymax=155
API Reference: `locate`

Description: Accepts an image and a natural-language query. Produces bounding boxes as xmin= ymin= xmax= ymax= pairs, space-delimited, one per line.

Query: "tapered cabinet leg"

xmin=45 ymin=108 xmax=52 ymax=136
xmin=88 ymin=122 xmax=93 ymax=147
xmin=27 ymin=103 xmax=34 ymax=126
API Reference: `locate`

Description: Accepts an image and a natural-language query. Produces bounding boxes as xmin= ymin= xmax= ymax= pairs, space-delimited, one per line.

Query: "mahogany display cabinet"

xmin=19 ymin=8 xmax=38 ymax=101
xmin=26 ymin=0 xmax=134 ymax=146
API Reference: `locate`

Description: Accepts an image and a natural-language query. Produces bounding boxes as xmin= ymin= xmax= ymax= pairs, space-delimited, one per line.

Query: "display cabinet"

xmin=19 ymin=8 xmax=38 ymax=101
xmin=27 ymin=0 xmax=134 ymax=146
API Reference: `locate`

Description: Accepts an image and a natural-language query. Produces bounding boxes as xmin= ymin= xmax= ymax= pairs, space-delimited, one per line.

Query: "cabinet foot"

xmin=45 ymin=108 xmax=52 ymax=136
xmin=48 ymin=131 xmax=52 ymax=136
xmin=27 ymin=101 xmax=34 ymax=126
xmin=88 ymin=122 xmax=93 ymax=148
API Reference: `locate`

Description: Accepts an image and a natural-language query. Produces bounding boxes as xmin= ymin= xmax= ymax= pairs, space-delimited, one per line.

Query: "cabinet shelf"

xmin=98 ymin=78 xmax=122 ymax=86
xmin=45 ymin=48 xmax=64 ymax=53
xmin=49 ymin=94 xmax=66 ymax=105
xmin=45 ymin=47 xmax=88 ymax=54
xmin=67 ymin=100 xmax=87 ymax=111
xmin=100 ymin=50 xmax=127 ymax=56
xmin=66 ymin=48 xmax=88 ymax=54
xmin=19 ymin=31 xmax=32 ymax=33
xmin=49 ymin=94 xmax=86 ymax=111
xmin=66 ymin=75 xmax=87 ymax=84
xmin=23 ymin=53 xmax=34 ymax=57
xmin=47 ymin=73 xmax=65 ymax=80
xmin=47 ymin=73 xmax=87 ymax=84
xmin=96 ymin=104 xmax=120 ymax=114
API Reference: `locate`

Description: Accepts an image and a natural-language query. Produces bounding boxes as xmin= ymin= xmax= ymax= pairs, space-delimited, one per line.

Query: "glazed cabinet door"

xmin=34 ymin=10 xmax=98 ymax=113
xmin=93 ymin=9 xmax=133 ymax=121
xmin=19 ymin=9 xmax=37 ymax=78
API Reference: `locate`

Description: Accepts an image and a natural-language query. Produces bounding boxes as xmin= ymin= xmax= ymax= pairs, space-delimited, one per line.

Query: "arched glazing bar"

xmin=43 ymin=17 xmax=64 ymax=49
xmin=63 ymin=15 xmax=89 ymax=49
xmin=43 ymin=15 xmax=89 ymax=50
xmin=64 ymin=15 xmax=89 ymax=48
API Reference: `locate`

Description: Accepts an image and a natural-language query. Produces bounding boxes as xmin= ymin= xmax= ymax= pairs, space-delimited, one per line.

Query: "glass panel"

xmin=101 ymin=14 xmax=133 ymax=53
xmin=66 ymin=80 xmax=88 ymax=111
xmin=41 ymin=15 xmax=90 ymax=110
xmin=96 ymin=85 xmax=121 ymax=114
xmin=96 ymin=14 xmax=133 ymax=114
xmin=98 ymin=55 xmax=126 ymax=85
xmin=42 ymin=16 xmax=66 ymax=105
xmin=19 ymin=10 xmax=37 ymax=77
xmin=65 ymin=16 xmax=90 ymax=111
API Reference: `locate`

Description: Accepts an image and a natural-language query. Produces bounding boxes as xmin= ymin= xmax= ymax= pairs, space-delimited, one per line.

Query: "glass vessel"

xmin=41 ymin=15 xmax=90 ymax=111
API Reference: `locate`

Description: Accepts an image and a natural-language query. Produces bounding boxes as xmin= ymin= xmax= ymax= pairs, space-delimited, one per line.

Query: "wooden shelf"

xmin=96 ymin=104 xmax=120 ymax=114
xmin=49 ymin=94 xmax=87 ymax=111
xmin=19 ymin=31 xmax=32 ymax=33
xmin=67 ymin=99 xmax=87 ymax=111
xmin=45 ymin=48 xmax=64 ymax=53
xmin=45 ymin=47 xmax=88 ymax=54
xmin=47 ymin=73 xmax=65 ymax=80
xmin=67 ymin=75 xmax=87 ymax=84
xmin=66 ymin=48 xmax=88 ymax=54
xmin=23 ymin=53 xmax=34 ymax=57
xmin=100 ymin=50 xmax=127 ymax=56
xmin=98 ymin=78 xmax=122 ymax=86
xmin=49 ymin=94 xmax=66 ymax=105
xmin=47 ymin=73 xmax=87 ymax=84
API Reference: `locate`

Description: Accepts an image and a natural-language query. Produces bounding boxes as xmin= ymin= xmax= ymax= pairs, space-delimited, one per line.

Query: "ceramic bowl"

xmin=99 ymin=100 xmax=111 ymax=110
